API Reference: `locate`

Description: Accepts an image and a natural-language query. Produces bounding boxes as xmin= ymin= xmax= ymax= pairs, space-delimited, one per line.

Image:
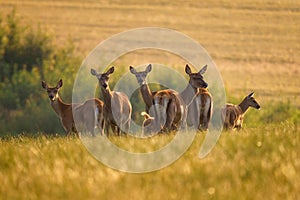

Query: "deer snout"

xmin=138 ymin=79 xmax=146 ymax=85
xmin=102 ymin=83 xmax=108 ymax=88
xmin=256 ymin=105 xmax=261 ymax=110
xmin=202 ymin=82 xmax=208 ymax=88
xmin=49 ymin=94 xmax=55 ymax=101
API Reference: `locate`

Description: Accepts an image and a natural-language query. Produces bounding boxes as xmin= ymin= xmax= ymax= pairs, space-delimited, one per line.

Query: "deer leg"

xmin=104 ymin=121 xmax=110 ymax=136
xmin=165 ymin=99 xmax=176 ymax=132
xmin=117 ymin=126 xmax=121 ymax=136
xmin=235 ymin=119 xmax=243 ymax=130
xmin=110 ymin=124 xmax=118 ymax=136
xmin=62 ymin=118 xmax=74 ymax=135
xmin=198 ymin=113 xmax=204 ymax=131
xmin=201 ymin=105 xmax=209 ymax=131
xmin=123 ymin=119 xmax=130 ymax=135
xmin=205 ymin=101 xmax=212 ymax=131
xmin=98 ymin=116 xmax=105 ymax=135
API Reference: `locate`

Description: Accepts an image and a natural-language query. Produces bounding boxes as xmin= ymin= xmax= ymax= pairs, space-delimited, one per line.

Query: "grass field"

xmin=0 ymin=0 xmax=299 ymax=199
xmin=0 ymin=123 xmax=299 ymax=199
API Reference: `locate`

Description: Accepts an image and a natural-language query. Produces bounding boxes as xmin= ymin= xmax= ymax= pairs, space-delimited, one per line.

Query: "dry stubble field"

xmin=0 ymin=0 xmax=299 ymax=199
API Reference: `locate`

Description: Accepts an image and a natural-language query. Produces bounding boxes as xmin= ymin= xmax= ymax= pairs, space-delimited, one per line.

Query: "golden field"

xmin=1 ymin=0 xmax=299 ymax=102
xmin=0 ymin=0 xmax=299 ymax=199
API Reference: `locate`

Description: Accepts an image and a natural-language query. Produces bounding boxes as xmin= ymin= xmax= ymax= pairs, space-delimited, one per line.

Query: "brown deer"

xmin=221 ymin=92 xmax=260 ymax=130
xmin=187 ymin=88 xmax=213 ymax=131
xmin=91 ymin=67 xmax=132 ymax=136
xmin=140 ymin=111 xmax=155 ymax=136
xmin=130 ymin=64 xmax=208 ymax=133
xmin=129 ymin=64 xmax=155 ymax=113
xmin=174 ymin=64 xmax=209 ymax=130
xmin=41 ymin=79 xmax=104 ymax=135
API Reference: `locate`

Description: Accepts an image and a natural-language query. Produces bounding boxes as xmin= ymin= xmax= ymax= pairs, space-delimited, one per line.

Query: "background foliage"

xmin=0 ymin=9 xmax=299 ymax=135
xmin=0 ymin=10 xmax=80 ymax=134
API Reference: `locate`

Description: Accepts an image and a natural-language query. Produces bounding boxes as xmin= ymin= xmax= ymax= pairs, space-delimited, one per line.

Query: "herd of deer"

xmin=41 ymin=64 xmax=260 ymax=136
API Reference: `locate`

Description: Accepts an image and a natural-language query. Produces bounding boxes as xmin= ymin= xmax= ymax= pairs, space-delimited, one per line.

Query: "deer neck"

xmin=238 ymin=98 xmax=250 ymax=114
xmin=50 ymin=96 xmax=70 ymax=117
xmin=101 ymin=86 xmax=113 ymax=107
xmin=140 ymin=83 xmax=153 ymax=107
xmin=180 ymin=84 xmax=198 ymax=106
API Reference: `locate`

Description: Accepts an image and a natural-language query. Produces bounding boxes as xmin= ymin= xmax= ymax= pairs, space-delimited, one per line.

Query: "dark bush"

xmin=0 ymin=10 xmax=80 ymax=135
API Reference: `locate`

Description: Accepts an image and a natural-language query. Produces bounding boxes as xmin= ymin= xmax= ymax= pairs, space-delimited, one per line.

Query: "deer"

xmin=140 ymin=111 xmax=155 ymax=136
xmin=41 ymin=79 xmax=104 ymax=135
xmin=91 ymin=66 xmax=132 ymax=136
xmin=221 ymin=92 xmax=260 ymax=130
xmin=187 ymin=88 xmax=213 ymax=131
xmin=130 ymin=64 xmax=208 ymax=133
xmin=129 ymin=64 xmax=155 ymax=114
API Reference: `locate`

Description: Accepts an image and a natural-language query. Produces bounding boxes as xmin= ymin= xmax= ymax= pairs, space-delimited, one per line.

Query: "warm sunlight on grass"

xmin=0 ymin=122 xmax=299 ymax=199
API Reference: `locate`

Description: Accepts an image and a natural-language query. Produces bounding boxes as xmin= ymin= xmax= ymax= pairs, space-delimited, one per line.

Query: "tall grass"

xmin=0 ymin=122 xmax=299 ymax=199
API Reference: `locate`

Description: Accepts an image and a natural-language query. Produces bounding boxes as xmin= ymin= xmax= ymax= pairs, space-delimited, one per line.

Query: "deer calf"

xmin=221 ymin=92 xmax=260 ymax=130
xmin=42 ymin=79 xmax=104 ymax=135
xmin=141 ymin=112 xmax=156 ymax=136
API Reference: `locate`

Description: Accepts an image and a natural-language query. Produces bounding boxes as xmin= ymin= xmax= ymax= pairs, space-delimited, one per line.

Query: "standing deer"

xmin=41 ymin=79 xmax=104 ymax=135
xmin=176 ymin=64 xmax=209 ymax=130
xmin=221 ymin=92 xmax=260 ymax=130
xmin=91 ymin=67 xmax=132 ymax=136
xmin=130 ymin=64 xmax=208 ymax=133
xmin=187 ymin=88 xmax=213 ymax=131
xmin=129 ymin=64 xmax=155 ymax=113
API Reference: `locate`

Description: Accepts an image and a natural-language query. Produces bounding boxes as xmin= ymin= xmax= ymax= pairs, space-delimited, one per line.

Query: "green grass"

xmin=0 ymin=122 xmax=299 ymax=200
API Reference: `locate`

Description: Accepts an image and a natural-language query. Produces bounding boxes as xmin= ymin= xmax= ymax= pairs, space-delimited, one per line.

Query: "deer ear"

xmin=107 ymin=66 xmax=115 ymax=75
xmin=90 ymin=68 xmax=98 ymax=76
xmin=185 ymin=64 xmax=192 ymax=75
xmin=129 ymin=66 xmax=136 ymax=74
xmin=145 ymin=64 xmax=152 ymax=73
xmin=41 ymin=81 xmax=48 ymax=89
xmin=57 ymin=79 xmax=63 ymax=89
xmin=198 ymin=65 xmax=207 ymax=75
xmin=247 ymin=92 xmax=254 ymax=98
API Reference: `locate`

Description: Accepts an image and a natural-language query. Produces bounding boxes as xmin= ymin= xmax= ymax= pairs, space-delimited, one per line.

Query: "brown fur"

xmin=187 ymin=88 xmax=213 ymax=131
xmin=91 ymin=67 xmax=132 ymax=136
xmin=141 ymin=112 xmax=156 ymax=136
xmin=74 ymin=99 xmax=104 ymax=135
xmin=221 ymin=92 xmax=260 ymax=130
xmin=42 ymin=79 xmax=104 ymax=135
xmin=130 ymin=64 xmax=208 ymax=134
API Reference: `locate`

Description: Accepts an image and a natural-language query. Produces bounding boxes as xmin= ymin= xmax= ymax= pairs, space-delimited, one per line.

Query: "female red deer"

xmin=91 ymin=67 xmax=132 ymax=136
xmin=221 ymin=92 xmax=260 ymax=130
xmin=41 ymin=79 xmax=104 ymax=135
xmin=187 ymin=88 xmax=213 ymax=131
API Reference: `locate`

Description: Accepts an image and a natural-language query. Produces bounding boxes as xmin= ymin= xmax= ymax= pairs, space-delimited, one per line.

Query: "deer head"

xmin=185 ymin=64 xmax=208 ymax=89
xmin=91 ymin=67 xmax=115 ymax=89
xmin=129 ymin=64 xmax=152 ymax=86
xmin=41 ymin=79 xmax=63 ymax=102
xmin=246 ymin=92 xmax=261 ymax=109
